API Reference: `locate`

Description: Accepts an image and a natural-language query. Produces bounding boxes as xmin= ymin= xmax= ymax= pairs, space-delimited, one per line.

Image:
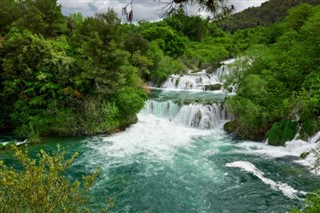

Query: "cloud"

xmin=58 ymin=0 xmax=268 ymax=21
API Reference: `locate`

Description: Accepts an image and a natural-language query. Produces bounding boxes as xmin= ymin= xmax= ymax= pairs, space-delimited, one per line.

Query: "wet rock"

xmin=204 ymin=84 xmax=223 ymax=91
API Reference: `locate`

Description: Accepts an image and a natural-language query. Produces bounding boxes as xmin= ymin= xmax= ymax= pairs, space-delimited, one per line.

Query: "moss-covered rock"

xmin=297 ymin=118 xmax=320 ymax=141
xmin=204 ymin=84 xmax=223 ymax=91
xmin=224 ymin=120 xmax=265 ymax=141
xmin=267 ymin=119 xmax=298 ymax=146
xmin=224 ymin=120 xmax=237 ymax=134
xmin=302 ymin=119 xmax=319 ymax=136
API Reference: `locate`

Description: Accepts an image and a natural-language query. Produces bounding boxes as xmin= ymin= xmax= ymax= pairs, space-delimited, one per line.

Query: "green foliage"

xmin=150 ymin=57 xmax=182 ymax=86
xmin=183 ymin=41 xmax=229 ymax=69
xmin=291 ymin=190 xmax=320 ymax=213
xmin=218 ymin=0 xmax=320 ymax=32
xmin=124 ymin=32 xmax=149 ymax=54
xmin=13 ymin=0 xmax=67 ymax=37
xmin=140 ymin=24 xmax=187 ymax=58
xmin=82 ymin=100 xmax=121 ymax=135
xmin=267 ymin=119 xmax=298 ymax=146
xmin=226 ymin=96 xmax=268 ymax=140
xmin=299 ymin=119 xmax=320 ymax=140
xmin=115 ymin=87 xmax=148 ymax=117
xmin=0 ymin=0 xmax=20 ymax=35
xmin=0 ymin=7 xmax=148 ymax=139
xmin=130 ymin=51 xmax=153 ymax=78
xmin=284 ymin=3 xmax=315 ymax=31
xmin=0 ymin=145 xmax=99 ymax=212
xmin=226 ymin=4 xmax=320 ymax=141
xmin=165 ymin=11 xmax=209 ymax=41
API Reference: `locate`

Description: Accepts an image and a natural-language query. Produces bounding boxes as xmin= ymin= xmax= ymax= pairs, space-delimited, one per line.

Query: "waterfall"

xmin=140 ymin=100 xmax=180 ymax=120
xmin=161 ymin=59 xmax=234 ymax=91
xmin=161 ymin=74 xmax=220 ymax=90
xmin=140 ymin=100 xmax=227 ymax=129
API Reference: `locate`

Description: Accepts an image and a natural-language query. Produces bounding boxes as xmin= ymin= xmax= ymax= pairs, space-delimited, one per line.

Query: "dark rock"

xmin=205 ymin=84 xmax=223 ymax=91
xmin=300 ymin=152 xmax=310 ymax=159
xmin=224 ymin=120 xmax=237 ymax=134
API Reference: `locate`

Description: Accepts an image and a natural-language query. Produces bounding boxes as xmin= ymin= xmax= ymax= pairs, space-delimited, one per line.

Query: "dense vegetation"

xmin=0 ymin=0 xmax=236 ymax=142
xmin=0 ymin=0 xmax=150 ymax=142
xmin=219 ymin=0 xmax=320 ymax=32
xmin=224 ymin=3 xmax=320 ymax=145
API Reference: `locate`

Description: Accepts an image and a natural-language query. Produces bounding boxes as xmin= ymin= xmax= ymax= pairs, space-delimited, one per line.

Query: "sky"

xmin=58 ymin=0 xmax=268 ymax=22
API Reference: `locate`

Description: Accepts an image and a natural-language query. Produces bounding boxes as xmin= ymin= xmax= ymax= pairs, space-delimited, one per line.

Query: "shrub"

xmin=0 ymin=145 xmax=100 ymax=212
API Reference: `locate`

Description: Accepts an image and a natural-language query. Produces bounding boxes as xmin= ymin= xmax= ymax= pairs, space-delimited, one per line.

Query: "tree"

xmin=13 ymin=0 xmax=67 ymax=37
xmin=0 ymin=145 xmax=101 ymax=212
xmin=0 ymin=0 xmax=20 ymax=35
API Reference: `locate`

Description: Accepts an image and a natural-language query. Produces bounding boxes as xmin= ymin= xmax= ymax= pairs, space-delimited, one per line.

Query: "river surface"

xmin=1 ymin=62 xmax=320 ymax=212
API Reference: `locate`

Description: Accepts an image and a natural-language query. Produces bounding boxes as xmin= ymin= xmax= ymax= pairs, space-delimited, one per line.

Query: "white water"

xmin=162 ymin=59 xmax=234 ymax=91
xmin=173 ymin=103 xmax=226 ymax=129
xmin=141 ymin=100 xmax=227 ymax=129
xmin=236 ymin=132 xmax=320 ymax=173
xmin=96 ymin=113 xmax=212 ymax=161
xmin=0 ymin=139 xmax=27 ymax=146
xmin=161 ymin=73 xmax=221 ymax=90
xmin=141 ymin=100 xmax=180 ymax=120
xmin=226 ymin=161 xmax=304 ymax=199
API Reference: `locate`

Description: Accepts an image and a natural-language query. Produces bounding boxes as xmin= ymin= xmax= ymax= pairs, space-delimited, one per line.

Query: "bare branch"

xmin=121 ymin=0 xmax=235 ymax=22
xmin=122 ymin=0 xmax=134 ymax=23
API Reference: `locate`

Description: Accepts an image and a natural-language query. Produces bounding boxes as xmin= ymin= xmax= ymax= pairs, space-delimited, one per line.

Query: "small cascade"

xmin=140 ymin=100 xmax=227 ymax=129
xmin=173 ymin=103 xmax=226 ymax=129
xmin=140 ymin=100 xmax=180 ymax=120
xmin=162 ymin=74 xmax=220 ymax=90
xmin=161 ymin=59 xmax=234 ymax=91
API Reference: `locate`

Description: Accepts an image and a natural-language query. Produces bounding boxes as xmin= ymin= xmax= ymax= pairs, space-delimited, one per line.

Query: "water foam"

xmin=226 ymin=161 xmax=303 ymax=199
xmin=236 ymin=131 xmax=320 ymax=171
xmin=162 ymin=74 xmax=221 ymax=90
xmin=88 ymin=97 xmax=227 ymax=163
xmin=94 ymin=114 xmax=212 ymax=161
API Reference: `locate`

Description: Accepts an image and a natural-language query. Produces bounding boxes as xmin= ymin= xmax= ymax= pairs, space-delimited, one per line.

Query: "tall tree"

xmin=13 ymin=0 xmax=67 ymax=37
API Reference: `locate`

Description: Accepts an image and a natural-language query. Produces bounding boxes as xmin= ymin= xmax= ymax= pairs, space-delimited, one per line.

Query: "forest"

xmin=0 ymin=0 xmax=236 ymax=142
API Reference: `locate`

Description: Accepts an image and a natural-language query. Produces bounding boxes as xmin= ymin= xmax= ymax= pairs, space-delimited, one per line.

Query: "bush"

xmin=0 ymin=145 xmax=100 ymax=212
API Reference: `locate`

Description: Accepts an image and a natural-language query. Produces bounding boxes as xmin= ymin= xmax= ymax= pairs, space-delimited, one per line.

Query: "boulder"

xmin=267 ymin=119 xmax=298 ymax=146
xmin=204 ymin=84 xmax=223 ymax=91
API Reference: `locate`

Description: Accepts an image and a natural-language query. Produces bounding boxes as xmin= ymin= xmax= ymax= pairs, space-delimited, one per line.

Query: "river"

xmin=1 ymin=60 xmax=320 ymax=212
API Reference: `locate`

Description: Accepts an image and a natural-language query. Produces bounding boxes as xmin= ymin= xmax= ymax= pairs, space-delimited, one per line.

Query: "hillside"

xmin=218 ymin=0 xmax=320 ymax=32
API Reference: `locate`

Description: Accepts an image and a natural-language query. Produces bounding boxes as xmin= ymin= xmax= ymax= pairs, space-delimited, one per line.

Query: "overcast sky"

xmin=58 ymin=0 xmax=268 ymax=21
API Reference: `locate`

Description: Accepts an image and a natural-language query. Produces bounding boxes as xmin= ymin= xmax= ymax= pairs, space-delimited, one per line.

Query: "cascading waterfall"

xmin=173 ymin=103 xmax=226 ymax=129
xmin=2 ymin=58 xmax=319 ymax=213
xmin=140 ymin=100 xmax=180 ymax=120
xmin=161 ymin=59 xmax=234 ymax=91
xmin=161 ymin=73 xmax=221 ymax=90
xmin=141 ymin=100 xmax=227 ymax=129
